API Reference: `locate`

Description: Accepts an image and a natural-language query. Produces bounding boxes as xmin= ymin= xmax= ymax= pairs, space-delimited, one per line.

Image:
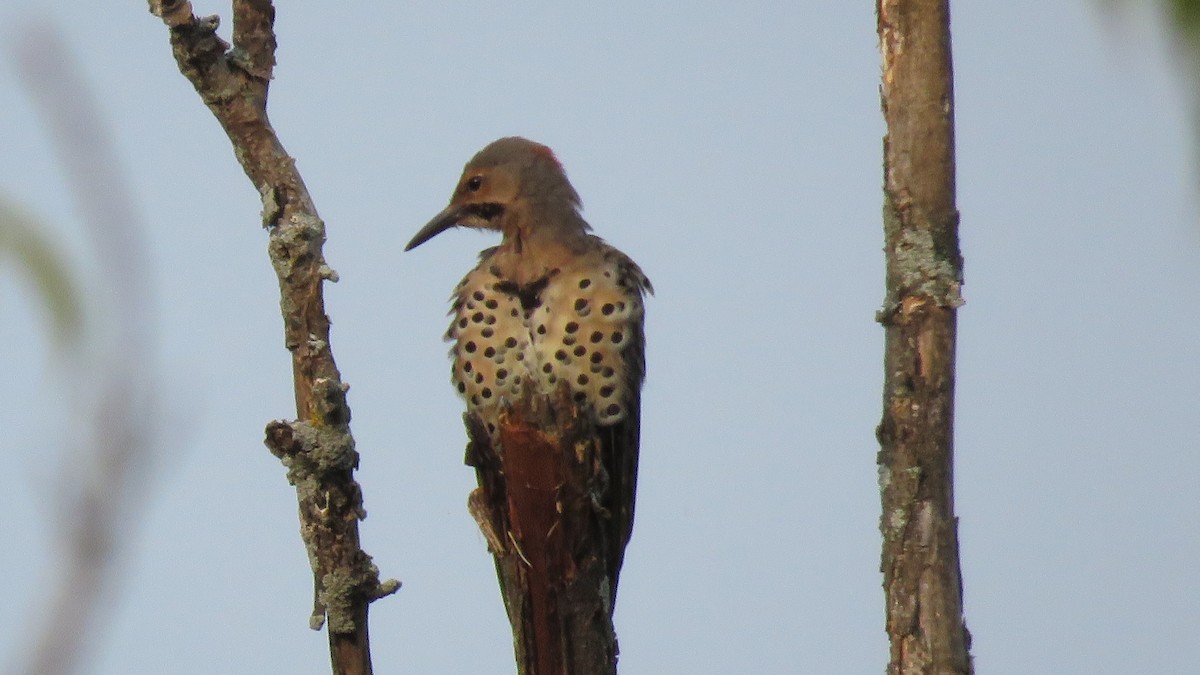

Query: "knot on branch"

xmin=264 ymin=416 xmax=357 ymax=484
xmin=267 ymin=211 xmax=326 ymax=278
xmin=317 ymin=552 xmax=402 ymax=634
xmin=263 ymin=379 xmax=360 ymax=520
xmin=265 ymin=389 xmax=398 ymax=635
xmin=147 ymin=0 xmax=201 ymax=28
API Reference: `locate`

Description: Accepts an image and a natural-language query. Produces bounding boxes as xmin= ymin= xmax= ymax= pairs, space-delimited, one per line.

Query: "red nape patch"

xmin=530 ymin=142 xmax=563 ymax=169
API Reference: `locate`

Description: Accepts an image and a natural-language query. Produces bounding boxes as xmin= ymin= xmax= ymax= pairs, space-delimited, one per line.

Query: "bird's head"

xmin=405 ymin=137 xmax=586 ymax=252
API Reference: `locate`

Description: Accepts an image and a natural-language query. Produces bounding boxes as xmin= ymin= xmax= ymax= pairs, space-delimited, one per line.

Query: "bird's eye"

xmin=466 ymin=176 xmax=484 ymax=192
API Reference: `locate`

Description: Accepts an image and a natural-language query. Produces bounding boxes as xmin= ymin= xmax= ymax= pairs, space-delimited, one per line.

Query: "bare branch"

xmin=146 ymin=3 xmax=397 ymax=673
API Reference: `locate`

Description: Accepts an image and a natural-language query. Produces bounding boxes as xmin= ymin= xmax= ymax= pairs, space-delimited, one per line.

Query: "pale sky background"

xmin=2 ymin=1 xmax=1198 ymax=674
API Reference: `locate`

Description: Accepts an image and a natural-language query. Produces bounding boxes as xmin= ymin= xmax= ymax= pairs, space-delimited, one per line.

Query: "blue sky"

xmin=1 ymin=1 xmax=1197 ymax=673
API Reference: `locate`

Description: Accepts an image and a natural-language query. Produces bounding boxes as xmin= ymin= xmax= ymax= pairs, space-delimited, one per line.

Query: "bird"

xmin=405 ymin=136 xmax=651 ymax=604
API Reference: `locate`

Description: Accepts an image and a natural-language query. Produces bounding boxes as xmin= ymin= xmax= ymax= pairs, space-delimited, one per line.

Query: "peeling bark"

xmin=465 ymin=389 xmax=619 ymax=675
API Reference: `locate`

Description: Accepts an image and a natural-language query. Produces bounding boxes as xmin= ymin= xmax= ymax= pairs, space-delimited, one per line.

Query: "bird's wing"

xmin=597 ymin=242 xmax=651 ymax=602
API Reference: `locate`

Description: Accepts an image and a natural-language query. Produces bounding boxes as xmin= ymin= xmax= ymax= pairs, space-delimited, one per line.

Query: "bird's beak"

xmin=405 ymin=204 xmax=465 ymax=251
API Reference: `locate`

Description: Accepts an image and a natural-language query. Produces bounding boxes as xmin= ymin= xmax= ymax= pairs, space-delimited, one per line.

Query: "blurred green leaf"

xmin=0 ymin=194 xmax=83 ymax=347
xmin=1169 ymin=0 xmax=1200 ymax=40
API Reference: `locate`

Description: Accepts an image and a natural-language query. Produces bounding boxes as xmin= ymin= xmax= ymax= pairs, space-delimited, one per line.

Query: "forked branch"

xmin=146 ymin=3 xmax=398 ymax=674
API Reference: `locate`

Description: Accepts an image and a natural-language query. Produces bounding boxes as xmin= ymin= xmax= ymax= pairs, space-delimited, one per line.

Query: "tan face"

xmin=450 ymin=162 xmax=520 ymax=212
xmin=406 ymin=137 xmax=579 ymax=252
xmin=406 ymin=161 xmax=523 ymax=251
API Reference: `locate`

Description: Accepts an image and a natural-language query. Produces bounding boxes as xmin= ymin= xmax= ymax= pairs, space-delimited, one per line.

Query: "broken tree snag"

xmin=147 ymin=3 xmax=397 ymax=675
xmin=876 ymin=1 xmax=972 ymax=674
xmin=465 ymin=390 xmax=619 ymax=675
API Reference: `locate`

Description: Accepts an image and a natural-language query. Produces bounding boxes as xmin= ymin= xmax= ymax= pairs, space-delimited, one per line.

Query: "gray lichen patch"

xmin=881 ymin=191 xmax=965 ymax=313
xmin=893 ymin=227 xmax=961 ymax=303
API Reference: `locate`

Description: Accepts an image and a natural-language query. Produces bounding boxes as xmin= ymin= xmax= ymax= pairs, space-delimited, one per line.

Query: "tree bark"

xmin=146 ymin=3 xmax=398 ymax=674
xmin=465 ymin=388 xmax=619 ymax=675
xmin=875 ymin=1 xmax=972 ymax=674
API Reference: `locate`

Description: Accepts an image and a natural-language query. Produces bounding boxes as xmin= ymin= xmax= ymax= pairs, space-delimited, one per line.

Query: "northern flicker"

xmin=406 ymin=137 xmax=650 ymax=669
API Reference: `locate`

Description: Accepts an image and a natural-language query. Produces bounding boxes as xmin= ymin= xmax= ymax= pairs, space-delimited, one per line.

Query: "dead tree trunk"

xmin=465 ymin=388 xmax=620 ymax=675
xmin=875 ymin=1 xmax=973 ymax=673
